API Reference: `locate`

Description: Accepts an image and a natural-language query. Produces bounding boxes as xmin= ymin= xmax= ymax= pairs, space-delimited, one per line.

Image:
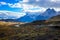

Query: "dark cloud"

xmin=27 ymin=0 xmax=60 ymax=8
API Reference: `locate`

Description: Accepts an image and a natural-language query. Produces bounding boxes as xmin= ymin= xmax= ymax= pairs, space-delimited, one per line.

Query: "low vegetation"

xmin=0 ymin=20 xmax=60 ymax=40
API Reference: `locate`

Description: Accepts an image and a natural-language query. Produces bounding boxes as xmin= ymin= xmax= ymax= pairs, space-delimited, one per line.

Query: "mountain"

xmin=33 ymin=8 xmax=56 ymax=20
xmin=16 ymin=12 xmax=40 ymax=22
xmin=17 ymin=15 xmax=34 ymax=22
xmin=16 ymin=8 xmax=58 ymax=22
xmin=42 ymin=8 xmax=57 ymax=19
xmin=0 ymin=8 xmax=59 ymax=22
xmin=0 ymin=19 xmax=17 ymax=22
xmin=36 ymin=15 xmax=45 ymax=20
xmin=57 ymin=11 xmax=60 ymax=15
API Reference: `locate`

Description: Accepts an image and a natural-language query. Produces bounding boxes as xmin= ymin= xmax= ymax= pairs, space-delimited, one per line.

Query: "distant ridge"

xmin=0 ymin=8 xmax=60 ymax=22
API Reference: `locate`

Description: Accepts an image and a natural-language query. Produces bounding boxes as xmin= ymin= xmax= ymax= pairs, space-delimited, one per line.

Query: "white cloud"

xmin=54 ymin=8 xmax=60 ymax=11
xmin=8 ymin=3 xmax=22 ymax=8
xmin=36 ymin=0 xmax=40 ymax=2
xmin=0 ymin=2 xmax=7 ymax=5
xmin=7 ymin=1 xmax=47 ymax=12
xmin=0 ymin=0 xmax=60 ymax=13
xmin=49 ymin=7 xmax=60 ymax=11
xmin=23 ymin=0 xmax=29 ymax=2
xmin=0 ymin=10 xmax=26 ymax=19
xmin=22 ymin=4 xmax=46 ymax=12
xmin=50 ymin=0 xmax=60 ymax=2
xmin=22 ymin=4 xmax=34 ymax=10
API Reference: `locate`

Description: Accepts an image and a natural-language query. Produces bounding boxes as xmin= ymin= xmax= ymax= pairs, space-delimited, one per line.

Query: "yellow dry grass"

xmin=0 ymin=21 xmax=25 ymax=26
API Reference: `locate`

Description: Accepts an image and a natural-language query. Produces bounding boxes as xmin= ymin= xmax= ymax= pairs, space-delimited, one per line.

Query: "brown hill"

xmin=48 ymin=15 xmax=60 ymax=22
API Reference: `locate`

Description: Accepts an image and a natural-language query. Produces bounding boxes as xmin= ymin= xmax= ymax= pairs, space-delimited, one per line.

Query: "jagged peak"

xmin=45 ymin=8 xmax=56 ymax=13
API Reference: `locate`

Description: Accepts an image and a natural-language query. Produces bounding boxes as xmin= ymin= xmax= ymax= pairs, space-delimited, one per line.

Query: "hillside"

xmin=0 ymin=20 xmax=60 ymax=40
xmin=48 ymin=15 xmax=60 ymax=22
xmin=0 ymin=22 xmax=60 ymax=40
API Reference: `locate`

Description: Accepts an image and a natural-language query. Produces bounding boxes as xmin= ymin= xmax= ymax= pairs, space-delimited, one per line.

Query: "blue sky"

xmin=0 ymin=0 xmax=23 ymax=12
xmin=0 ymin=0 xmax=60 ymax=13
xmin=0 ymin=0 xmax=24 ymax=4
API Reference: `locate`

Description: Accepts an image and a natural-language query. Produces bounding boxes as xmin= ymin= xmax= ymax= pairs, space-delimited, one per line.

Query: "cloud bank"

xmin=0 ymin=10 xmax=26 ymax=19
xmin=0 ymin=0 xmax=60 ymax=12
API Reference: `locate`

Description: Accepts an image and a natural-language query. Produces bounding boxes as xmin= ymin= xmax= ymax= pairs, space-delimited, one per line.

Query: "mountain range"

xmin=0 ymin=8 xmax=60 ymax=22
xmin=16 ymin=8 xmax=60 ymax=22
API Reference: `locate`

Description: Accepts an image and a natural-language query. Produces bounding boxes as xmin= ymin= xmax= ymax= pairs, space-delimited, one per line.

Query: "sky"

xmin=0 ymin=0 xmax=60 ymax=17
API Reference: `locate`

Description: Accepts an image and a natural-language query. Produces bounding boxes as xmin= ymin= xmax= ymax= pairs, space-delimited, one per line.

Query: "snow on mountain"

xmin=17 ymin=8 xmax=59 ymax=22
xmin=0 ymin=8 xmax=60 ymax=22
xmin=43 ymin=8 xmax=56 ymax=16
xmin=0 ymin=10 xmax=26 ymax=19
xmin=16 ymin=12 xmax=41 ymax=22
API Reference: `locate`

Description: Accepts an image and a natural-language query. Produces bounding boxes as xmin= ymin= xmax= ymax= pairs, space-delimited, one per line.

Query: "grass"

xmin=0 ymin=21 xmax=60 ymax=40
